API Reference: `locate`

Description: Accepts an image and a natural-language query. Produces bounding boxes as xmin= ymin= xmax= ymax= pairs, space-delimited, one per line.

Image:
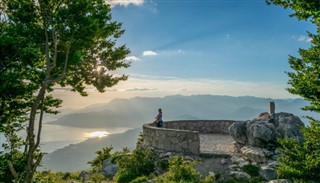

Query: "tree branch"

xmin=7 ymin=161 xmax=19 ymax=183
xmin=33 ymin=97 xmax=45 ymax=152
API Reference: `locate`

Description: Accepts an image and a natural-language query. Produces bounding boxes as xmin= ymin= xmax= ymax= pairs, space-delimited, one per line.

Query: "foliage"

xmin=137 ymin=132 xmax=144 ymax=144
xmin=156 ymin=156 xmax=203 ymax=183
xmin=266 ymin=0 xmax=320 ymax=182
xmin=241 ymin=164 xmax=260 ymax=177
xmin=110 ymin=147 xmax=131 ymax=164
xmin=88 ymin=146 xmax=113 ymax=172
xmin=265 ymin=1 xmax=320 ymax=113
xmin=89 ymin=173 xmax=108 ymax=183
xmin=0 ymin=151 xmax=26 ymax=183
xmin=130 ymin=176 xmax=149 ymax=183
xmin=1 ymin=0 xmax=130 ymax=181
xmin=157 ymin=159 xmax=169 ymax=171
xmin=277 ymin=119 xmax=320 ymax=182
xmin=114 ymin=147 xmax=155 ymax=183
xmin=34 ymin=171 xmax=81 ymax=183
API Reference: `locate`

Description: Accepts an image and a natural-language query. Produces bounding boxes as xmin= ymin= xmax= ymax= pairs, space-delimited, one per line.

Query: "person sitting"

xmin=155 ymin=108 xmax=163 ymax=127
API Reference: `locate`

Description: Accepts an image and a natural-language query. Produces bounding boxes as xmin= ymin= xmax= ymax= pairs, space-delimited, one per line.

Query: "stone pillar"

xmin=269 ymin=102 xmax=275 ymax=115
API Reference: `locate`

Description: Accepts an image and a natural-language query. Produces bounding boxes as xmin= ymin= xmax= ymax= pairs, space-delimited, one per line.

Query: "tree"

xmin=266 ymin=0 xmax=320 ymax=181
xmin=1 ymin=0 xmax=130 ymax=182
xmin=266 ymin=0 xmax=320 ymax=113
xmin=88 ymin=146 xmax=113 ymax=172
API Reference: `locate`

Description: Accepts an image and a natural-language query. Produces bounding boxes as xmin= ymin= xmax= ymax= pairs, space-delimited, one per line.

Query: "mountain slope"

xmin=48 ymin=95 xmax=314 ymax=129
xmin=42 ymin=127 xmax=142 ymax=172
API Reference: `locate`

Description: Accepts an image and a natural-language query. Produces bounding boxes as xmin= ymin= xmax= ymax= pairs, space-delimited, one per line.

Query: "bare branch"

xmin=7 ymin=161 xmax=19 ymax=183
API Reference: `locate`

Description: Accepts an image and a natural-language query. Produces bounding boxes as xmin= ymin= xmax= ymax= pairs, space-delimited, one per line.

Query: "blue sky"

xmin=55 ymin=0 xmax=317 ymax=108
xmin=111 ymin=0 xmax=314 ymax=82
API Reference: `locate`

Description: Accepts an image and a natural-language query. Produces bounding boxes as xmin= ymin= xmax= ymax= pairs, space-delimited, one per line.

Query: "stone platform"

xmin=199 ymin=133 xmax=235 ymax=155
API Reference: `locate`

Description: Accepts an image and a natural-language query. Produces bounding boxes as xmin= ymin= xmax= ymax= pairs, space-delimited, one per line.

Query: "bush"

xmin=277 ymin=119 xmax=320 ymax=182
xmin=88 ymin=146 xmax=113 ymax=172
xmin=130 ymin=175 xmax=149 ymax=183
xmin=242 ymin=164 xmax=260 ymax=177
xmin=89 ymin=173 xmax=107 ymax=183
xmin=114 ymin=147 xmax=156 ymax=183
xmin=157 ymin=159 xmax=169 ymax=171
xmin=156 ymin=156 xmax=202 ymax=183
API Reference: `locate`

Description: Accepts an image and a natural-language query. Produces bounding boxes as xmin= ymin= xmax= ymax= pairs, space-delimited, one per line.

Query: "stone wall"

xmin=163 ymin=120 xmax=235 ymax=134
xmin=143 ymin=120 xmax=236 ymax=155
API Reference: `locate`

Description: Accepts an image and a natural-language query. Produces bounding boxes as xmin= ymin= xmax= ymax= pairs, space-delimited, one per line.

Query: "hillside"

xmin=42 ymin=127 xmax=142 ymax=172
xmin=48 ymin=95 xmax=315 ymax=129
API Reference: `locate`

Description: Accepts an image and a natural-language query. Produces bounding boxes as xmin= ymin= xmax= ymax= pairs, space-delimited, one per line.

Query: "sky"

xmin=54 ymin=0 xmax=316 ymax=109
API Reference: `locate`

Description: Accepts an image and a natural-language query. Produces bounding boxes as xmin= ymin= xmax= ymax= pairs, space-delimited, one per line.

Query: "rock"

xmin=270 ymin=112 xmax=304 ymax=143
xmin=229 ymin=112 xmax=304 ymax=164
xmin=230 ymin=154 xmax=249 ymax=167
xmin=229 ymin=121 xmax=247 ymax=144
xmin=228 ymin=165 xmax=240 ymax=171
xmin=220 ymin=159 xmax=227 ymax=165
xmin=267 ymin=160 xmax=280 ymax=168
xmin=268 ymin=179 xmax=292 ymax=183
xmin=229 ymin=171 xmax=251 ymax=180
xmin=255 ymin=112 xmax=271 ymax=121
xmin=241 ymin=146 xmax=267 ymax=163
xmin=247 ymin=121 xmax=276 ymax=147
xmin=79 ymin=171 xmax=91 ymax=181
xmin=260 ymin=165 xmax=277 ymax=180
xmin=102 ymin=158 xmax=118 ymax=178
xmin=229 ymin=112 xmax=304 ymax=148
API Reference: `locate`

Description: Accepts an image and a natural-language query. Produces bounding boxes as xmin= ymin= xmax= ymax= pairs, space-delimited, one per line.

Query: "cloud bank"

xmin=105 ymin=0 xmax=144 ymax=7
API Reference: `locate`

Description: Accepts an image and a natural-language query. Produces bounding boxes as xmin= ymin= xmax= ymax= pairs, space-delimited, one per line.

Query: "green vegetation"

xmin=266 ymin=0 xmax=320 ymax=182
xmin=0 ymin=0 xmax=129 ymax=182
xmin=88 ymin=146 xmax=113 ymax=172
xmin=242 ymin=164 xmax=260 ymax=177
xmin=114 ymin=147 xmax=155 ymax=183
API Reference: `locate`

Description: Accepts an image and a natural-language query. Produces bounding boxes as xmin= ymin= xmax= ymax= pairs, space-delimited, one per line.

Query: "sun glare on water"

xmin=87 ymin=131 xmax=110 ymax=138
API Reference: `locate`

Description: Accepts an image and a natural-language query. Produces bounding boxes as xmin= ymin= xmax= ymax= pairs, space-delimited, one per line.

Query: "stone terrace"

xmin=199 ymin=133 xmax=235 ymax=155
xmin=143 ymin=120 xmax=236 ymax=155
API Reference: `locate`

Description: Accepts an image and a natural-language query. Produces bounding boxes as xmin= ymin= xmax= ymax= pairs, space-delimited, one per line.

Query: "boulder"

xmin=268 ymin=179 xmax=292 ymax=183
xmin=229 ymin=112 xmax=304 ymax=149
xmin=260 ymin=165 xmax=277 ymax=180
xmin=102 ymin=158 xmax=118 ymax=178
xmin=240 ymin=146 xmax=267 ymax=163
xmin=229 ymin=121 xmax=247 ymax=144
xmin=229 ymin=171 xmax=251 ymax=180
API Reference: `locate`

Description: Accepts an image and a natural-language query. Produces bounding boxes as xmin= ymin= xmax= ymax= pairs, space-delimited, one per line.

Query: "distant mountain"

xmin=42 ymin=127 xmax=142 ymax=172
xmin=48 ymin=95 xmax=316 ymax=129
xmin=42 ymin=95 xmax=320 ymax=171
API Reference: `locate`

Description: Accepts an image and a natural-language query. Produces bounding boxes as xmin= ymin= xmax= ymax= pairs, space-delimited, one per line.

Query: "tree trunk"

xmin=24 ymin=86 xmax=46 ymax=183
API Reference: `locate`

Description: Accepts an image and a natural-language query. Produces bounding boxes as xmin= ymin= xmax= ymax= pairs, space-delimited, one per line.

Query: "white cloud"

xmin=124 ymin=56 xmax=140 ymax=61
xmin=105 ymin=0 xmax=144 ymax=7
xmin=143 ymin=50 xmax=158 ymax=56
xmin=292 ymin=35 xmax=312 ymax=43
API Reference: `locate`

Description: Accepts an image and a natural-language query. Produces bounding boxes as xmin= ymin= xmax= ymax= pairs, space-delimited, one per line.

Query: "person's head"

xmin=158 ymin=108 xmax=162 ymax=113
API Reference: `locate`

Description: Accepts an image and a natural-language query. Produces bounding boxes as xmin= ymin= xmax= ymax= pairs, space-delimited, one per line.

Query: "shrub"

xmin=242 ymin=164 xmax=260 ymax=177
xmin=114 ymin=147 xmax=156 ymax=183
xmin=130 ymin=175 xmax=149 ymax=183
xmin=277 ymin=119 xmax=320 ymax=182
xmin=156 ymin=156 xmax=202 ymax=183
xmin=88 ymin=146 xmax=113 ymax=172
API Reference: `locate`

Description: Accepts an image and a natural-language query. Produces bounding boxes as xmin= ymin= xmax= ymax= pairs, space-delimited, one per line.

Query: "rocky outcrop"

xmin=230 ymin=112 xmax=304 ymax=149
xmin=228 ymin=112 xmax=305 ymax=180
xmin=102 ymin=158 xmax=118 ymax=178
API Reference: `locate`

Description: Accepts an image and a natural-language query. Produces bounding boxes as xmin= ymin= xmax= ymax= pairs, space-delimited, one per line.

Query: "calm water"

xmin=0 ymin=123 xmax=130 ymax=153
